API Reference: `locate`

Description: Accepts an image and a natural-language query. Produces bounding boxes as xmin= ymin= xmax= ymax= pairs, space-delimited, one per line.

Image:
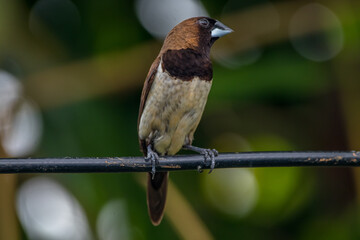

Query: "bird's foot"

xmin=201 ymin=148 xmax=218 ymax=173
xmin=145 ymin=145 xmax=159 ymax=179
xmin=183 ymin=145 xmax=218 ymax=173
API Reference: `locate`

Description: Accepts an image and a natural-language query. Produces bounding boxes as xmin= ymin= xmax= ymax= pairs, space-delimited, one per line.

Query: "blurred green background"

xmin=0 ymin=0 xmax=360 ymax=239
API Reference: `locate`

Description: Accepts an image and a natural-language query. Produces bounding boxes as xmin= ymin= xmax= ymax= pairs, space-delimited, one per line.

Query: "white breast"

xmin=138 ymin=61 xmax=212 ymax=155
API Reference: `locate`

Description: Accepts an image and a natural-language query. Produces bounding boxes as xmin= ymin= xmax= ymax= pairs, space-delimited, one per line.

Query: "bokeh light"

xmin=213 ymin=1 xmax=280 ymax=68
xmin=2 ymin=100 xmax=42 ymax=157
xmin=202 ymin=168 xmax=258 ymax=218
xmin=289 ymin=3 xmax=344 ymax=62
xmin=0 ymin=71 xmax=22 ymax=116
xmin=96 ymin=200 xmax=131 ymax=240
xmin=135 ymin=0 xmax=208 ymax=39
xmin=16 ymin=177 xmax=92 ymax=240
xmin=0 ymin=70 xmax=42 ymax=157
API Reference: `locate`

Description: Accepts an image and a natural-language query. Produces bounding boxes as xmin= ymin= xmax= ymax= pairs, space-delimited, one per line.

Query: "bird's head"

xmin=161 ymin=17 xmax=233 ymax=55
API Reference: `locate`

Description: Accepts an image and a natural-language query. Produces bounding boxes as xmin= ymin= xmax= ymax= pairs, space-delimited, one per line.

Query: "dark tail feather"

xmin=147 ymin=171 xmax=169 ymax=226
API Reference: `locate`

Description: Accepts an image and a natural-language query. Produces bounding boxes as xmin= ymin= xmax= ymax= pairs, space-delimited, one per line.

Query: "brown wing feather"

xmin=137 ymin=56 xmax=168 ymax=226
xmin=138 ymin=56 xmax=161 ymax=155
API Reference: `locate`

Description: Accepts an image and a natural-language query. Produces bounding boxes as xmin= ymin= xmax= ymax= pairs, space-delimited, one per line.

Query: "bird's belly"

xmin=139 ymin=72 xmax=212 ymax=155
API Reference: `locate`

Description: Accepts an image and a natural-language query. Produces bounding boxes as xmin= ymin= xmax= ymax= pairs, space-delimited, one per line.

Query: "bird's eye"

xmin=198 ymin=18 xmax=209 ymax=28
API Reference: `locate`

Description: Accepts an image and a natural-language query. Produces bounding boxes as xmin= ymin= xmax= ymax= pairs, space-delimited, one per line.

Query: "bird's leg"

xmin=145 ymin=144 xmax=159 ymax=179
xmin=183 ymin=145 xmax=218 ymax=173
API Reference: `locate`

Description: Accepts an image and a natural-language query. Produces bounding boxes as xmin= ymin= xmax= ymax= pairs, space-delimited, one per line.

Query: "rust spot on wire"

xmin=162 ymin=165 xmax=181 ymax=169
xmin=319 ymin=158 xmax=332 ymax=162
xmin=317 ymin=156 xmax=343 ymax=162
xmin=105 ymin=160 xmax=121 ymax=165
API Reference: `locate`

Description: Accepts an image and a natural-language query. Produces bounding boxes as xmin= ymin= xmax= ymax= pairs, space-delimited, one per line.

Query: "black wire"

xmin=1 ymin=151 xmax=359 ymax=174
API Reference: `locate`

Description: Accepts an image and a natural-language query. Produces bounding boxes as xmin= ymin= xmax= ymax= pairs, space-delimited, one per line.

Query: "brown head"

xmin=160 ymin=17 xmax=233 ymax=56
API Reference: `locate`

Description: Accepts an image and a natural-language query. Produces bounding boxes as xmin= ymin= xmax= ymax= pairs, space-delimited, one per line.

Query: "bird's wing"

xmin=138 ymin=56 xmax=161 ymax=155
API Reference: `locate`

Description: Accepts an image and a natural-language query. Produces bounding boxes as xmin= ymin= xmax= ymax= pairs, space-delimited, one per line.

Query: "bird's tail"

xmin=147 ymin=171 xmax=169 ymax=226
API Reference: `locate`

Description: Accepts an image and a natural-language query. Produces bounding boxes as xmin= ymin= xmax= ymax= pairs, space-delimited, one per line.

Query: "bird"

xmin=138 ymin=16 xmax=233 ymax=226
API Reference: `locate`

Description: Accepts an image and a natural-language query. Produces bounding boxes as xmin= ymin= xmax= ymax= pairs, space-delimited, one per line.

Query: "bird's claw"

xmin=145 ymin=149 xmax=159 ymax=179
xmin=182 ymin=145 xmax=218 ymax=173
xmin=200 ymin=148 xmax=218 ymax=174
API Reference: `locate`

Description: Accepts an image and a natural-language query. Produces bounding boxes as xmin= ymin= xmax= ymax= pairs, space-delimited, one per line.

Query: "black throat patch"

xmin=162 ymin=48 xmax=213 ymax=81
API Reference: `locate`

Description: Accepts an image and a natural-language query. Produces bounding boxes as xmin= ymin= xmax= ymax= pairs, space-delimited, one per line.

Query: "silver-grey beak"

xmin=211 ymin=20 xmax=233 ymax=38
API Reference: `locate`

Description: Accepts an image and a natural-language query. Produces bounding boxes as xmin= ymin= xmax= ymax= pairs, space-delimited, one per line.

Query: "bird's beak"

xmin=211 ymin=21 xmax=233 ymax=38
